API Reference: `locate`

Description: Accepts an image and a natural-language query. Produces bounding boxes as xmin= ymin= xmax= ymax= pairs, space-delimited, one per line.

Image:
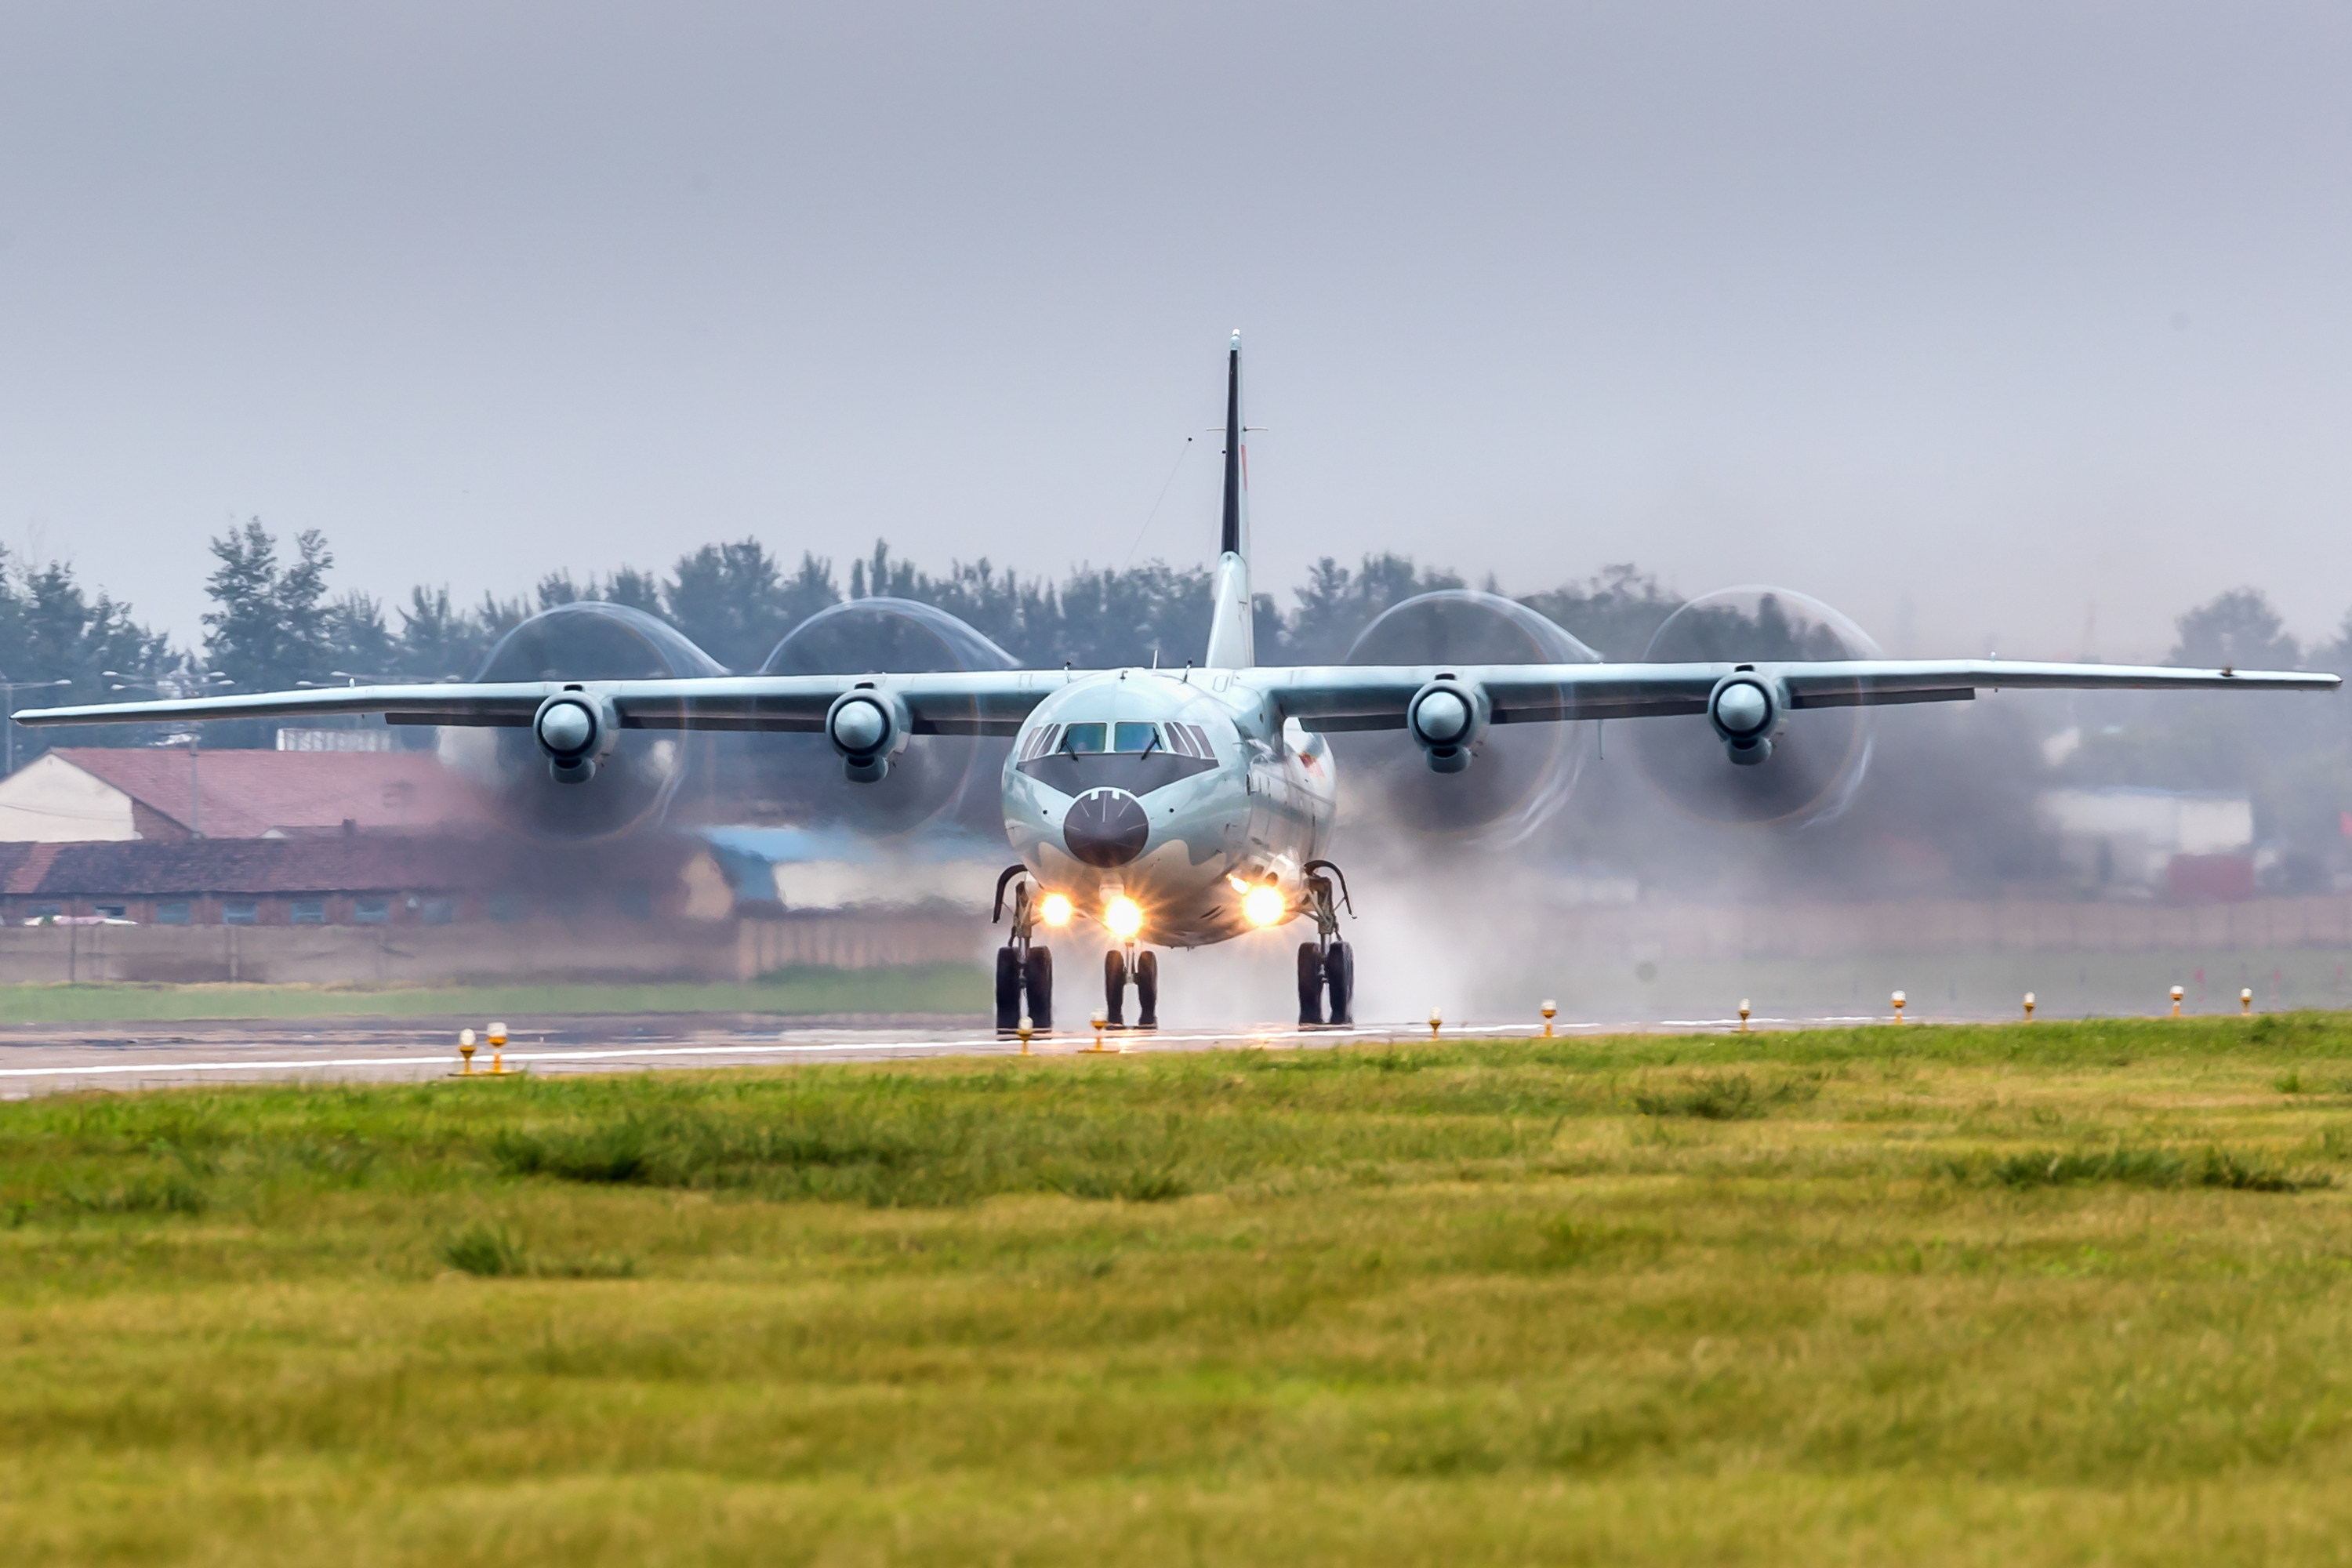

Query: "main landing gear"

xmin=1296 ymin=858 xmax=1356 ymax=1027
xmin=1105 ymin=946 xmax=1157 ymax=1030
xmin=991 ymin=866 xmax=1054 ymax=1033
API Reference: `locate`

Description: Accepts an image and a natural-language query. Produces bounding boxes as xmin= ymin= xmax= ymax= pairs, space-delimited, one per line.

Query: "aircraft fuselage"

xmin=1001 ymin=668 xmax=1337 ymax=947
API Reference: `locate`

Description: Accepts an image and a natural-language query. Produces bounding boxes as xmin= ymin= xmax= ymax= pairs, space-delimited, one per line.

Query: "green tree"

xmin=1283 ymin=554 xmax=1466 ymax=662
xmin=201 ymin=521 xmax=336 ymax=691
xmin=2168 ymin=587 xmax=2299 ymax=671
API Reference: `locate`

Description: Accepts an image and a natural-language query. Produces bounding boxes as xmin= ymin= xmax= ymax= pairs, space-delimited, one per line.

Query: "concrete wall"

xmin=0 ymin=913 xmax=986 ymax=986
xmin=5 ymin=897 xmax=2349 ymax=989
xmin=1555 ymin=895 xmax=2352 ymax=964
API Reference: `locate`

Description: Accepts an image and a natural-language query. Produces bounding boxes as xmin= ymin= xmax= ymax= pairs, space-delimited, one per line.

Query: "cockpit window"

xmin=1062 ymin=723 xmax=1107 ymax=754
xmin=1113 ymin=722 xmax=1160 ymax=753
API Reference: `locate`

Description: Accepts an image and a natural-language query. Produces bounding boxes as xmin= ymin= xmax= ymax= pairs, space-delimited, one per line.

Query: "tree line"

xmin=9 ymin=522 xmax=2351 ymax=820
xmin=84 ymin=522 xmax=1708 ymax=691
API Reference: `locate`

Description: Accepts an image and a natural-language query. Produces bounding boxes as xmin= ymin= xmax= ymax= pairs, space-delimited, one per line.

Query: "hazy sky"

xmin=4 ymin=2 xmax=2349 ymax=662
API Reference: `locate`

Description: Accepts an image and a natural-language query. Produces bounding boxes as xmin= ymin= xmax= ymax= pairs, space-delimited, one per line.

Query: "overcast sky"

xmin=3 ymin=2 xmax=2348 ymax=662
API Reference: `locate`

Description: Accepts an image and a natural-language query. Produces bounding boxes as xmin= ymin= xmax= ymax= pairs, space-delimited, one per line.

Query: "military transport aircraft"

xmin=19 ymin=335 xmax=2339 ymax=1031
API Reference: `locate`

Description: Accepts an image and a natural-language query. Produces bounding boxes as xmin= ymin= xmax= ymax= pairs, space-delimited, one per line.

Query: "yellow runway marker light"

xmin=2242 ymin=986 xmax=2254 ymax=1016
xmin=1428 ymin=1007 xmax=1443 ymax=1041
xmin=1891 ymin=991 xmax=1906 ymax=1025
xmin=457 ymin=1028 xmax=476 ymax=1076
xmin=1017 ymin=1014 xmax=1033 ymax=1055
xmin=1541 ymin=999 xmax=1556 ymax=1038
xmin=2171 ymin=985 xmax=2184 ymax=1018
xmin=1738 ymin=1000 xmax=1750 ymax=1033
xmin=488 ymin=1022 xmax=509 ymax=1075
xmin=2024 ymin=992 xmax=2036 ymax=1020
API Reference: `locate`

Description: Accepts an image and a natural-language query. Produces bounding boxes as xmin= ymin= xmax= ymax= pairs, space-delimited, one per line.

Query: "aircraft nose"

xmin=1065 ymin=787 xmax=1150 ymax=867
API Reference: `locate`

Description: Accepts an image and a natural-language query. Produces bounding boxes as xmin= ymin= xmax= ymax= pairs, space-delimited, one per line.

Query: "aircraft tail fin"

xmin=1203 ymin=330 xmax=1254 ymax=668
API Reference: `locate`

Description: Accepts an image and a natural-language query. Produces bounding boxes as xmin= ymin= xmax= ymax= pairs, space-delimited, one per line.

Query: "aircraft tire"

xmin=1325 ymin=941 xmax=1354 ymax=1027
xmin=1104 ymin=948 xmax=1128 ymax=1028
xmin=995 ymin=946 xmax=1022 ymax=1032
xmin=1134 ymin=949 xmax=1159 ymax=1029
xmin=1023 ymin=946 xmax=1054 ymax=1031
xmin=1297 ymin=942 xmax=1325 ymax=1026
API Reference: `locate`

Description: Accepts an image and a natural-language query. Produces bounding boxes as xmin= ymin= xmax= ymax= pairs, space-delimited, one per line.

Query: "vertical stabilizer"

xmin=1203 ymin=331 xmax=1254 ymax=668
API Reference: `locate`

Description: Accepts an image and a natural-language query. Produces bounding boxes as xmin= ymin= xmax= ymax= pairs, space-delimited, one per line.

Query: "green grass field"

xmin=8 ymin=1015 xmax=2352 ymax=1564
xmin=0 ymin=963 xmax=988 ymax=1024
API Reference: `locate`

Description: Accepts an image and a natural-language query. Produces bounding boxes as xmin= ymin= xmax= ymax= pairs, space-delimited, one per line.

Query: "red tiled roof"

xmin=49 ymin=747 xmax=484 ymax=838
xmin=2 ymin=843 xmax=60 ymax=896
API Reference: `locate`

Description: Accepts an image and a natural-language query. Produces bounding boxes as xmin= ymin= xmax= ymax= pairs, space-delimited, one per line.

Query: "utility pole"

xmin=0 ymin=676 xmax=71 ymax=777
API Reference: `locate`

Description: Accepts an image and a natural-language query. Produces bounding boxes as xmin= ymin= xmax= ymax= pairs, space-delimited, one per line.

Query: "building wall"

xmin=0 ymin=755 xmax=140 ymax=842
xmin=0 ymin=913 xmax=985 ymax=985
xmin=2 ymin=846 xmax=737 ymax=928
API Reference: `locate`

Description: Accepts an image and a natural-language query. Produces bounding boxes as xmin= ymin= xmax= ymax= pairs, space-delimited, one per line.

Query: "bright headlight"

xmin=1243 ymin=884 xmax=1287 ymax=927
xmin=1040 ymin=892 xmax=1073 ymax=926
xmin=1105 ymin=895 xmax=1143 ymax=940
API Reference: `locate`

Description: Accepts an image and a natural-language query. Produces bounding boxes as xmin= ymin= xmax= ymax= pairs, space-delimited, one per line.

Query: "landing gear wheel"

xmin=1324 ymin=940 xmax=1354 ymax=1027
xmin=1104 ymin=948 xmax=1128 ymax=1028
xmin=995 ymin=946 xmax=1022 ymax=1032
xmin=1023 ymin=946 xmax=1054 ymax=1031
xmin=1297 ymin=942 xmax=1326 ymax=1026
xmin=1134 ymin=950 xmax=1159 ymax=1029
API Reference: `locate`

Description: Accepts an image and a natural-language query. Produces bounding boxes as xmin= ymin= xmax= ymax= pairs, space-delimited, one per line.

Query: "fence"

xmin=0 ymin=913 xmax=986 ymax=987
xmin=1552 ymin=895 xmax=2352 ymax=964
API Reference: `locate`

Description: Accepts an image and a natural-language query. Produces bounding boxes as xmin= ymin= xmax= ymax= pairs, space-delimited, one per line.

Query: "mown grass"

xmin=5 ymin=1013 xmax=2352 ymax=1563
xmin=0 ymin=962 xmax=987 ymax=1023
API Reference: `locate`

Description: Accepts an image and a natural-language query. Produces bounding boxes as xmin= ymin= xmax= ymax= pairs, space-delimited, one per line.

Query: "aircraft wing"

xmin=16 ymin=659 xmax=2336 ymax=738
xmin=11 ymin=670 xmax=1069 ymax=737
xmin=1254 ymin=659 xmax=2340 ymax=731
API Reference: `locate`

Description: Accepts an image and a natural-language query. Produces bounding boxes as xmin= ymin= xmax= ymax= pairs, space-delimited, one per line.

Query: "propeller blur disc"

xmin=754 ymin=597 xmax=1018 ymax=834
xmin=1629 ymin=586 xmax=1879 ymax=826
xmin=1340 ymin=590 xmax=1599 ymax=844
xmin=441 ymin=601 xmax=724 ymax=841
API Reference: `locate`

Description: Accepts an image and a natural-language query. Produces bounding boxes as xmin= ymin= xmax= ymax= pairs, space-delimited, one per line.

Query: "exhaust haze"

xmin=3 ymin=3 xmax=2350 ymax=661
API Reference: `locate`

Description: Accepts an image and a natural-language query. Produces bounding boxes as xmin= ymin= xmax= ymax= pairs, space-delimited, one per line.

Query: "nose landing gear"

xmin=1105 ymin=946 xmax=1158 ymax=1030
xmin=1296 ymin=859 xmax=1356 ymax=1027
xmin=992 ymin=866 xmax=1054 ymax=1033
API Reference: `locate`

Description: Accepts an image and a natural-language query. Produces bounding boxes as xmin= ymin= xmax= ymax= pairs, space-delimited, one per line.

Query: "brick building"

xmin=0 ymin=835 xmax=735 ymax=928
xmin=0 ymin=746 xmax=482 ymax=842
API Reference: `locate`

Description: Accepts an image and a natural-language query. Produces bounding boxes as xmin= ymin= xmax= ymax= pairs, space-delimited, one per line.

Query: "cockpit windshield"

xmin=1062 ymin=723 xmax=1107 ymax=754
xmin=1113 ymin=722 xmax=1160 ymax=753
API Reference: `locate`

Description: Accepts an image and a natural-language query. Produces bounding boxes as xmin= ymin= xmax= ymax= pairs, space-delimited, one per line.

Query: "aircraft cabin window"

xmin=1062 ymin=723 xmax=1107 ymax=754
xmin=1113 ymin=722 xmax=1160 ymax=753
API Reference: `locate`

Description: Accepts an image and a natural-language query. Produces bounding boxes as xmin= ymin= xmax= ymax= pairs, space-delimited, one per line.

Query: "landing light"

xmin=1242 ymin=884 xmax=1287 ymax=927
xmin=1040 ymin=891 xmax=1073 ymax=926
xmin=1105 ymin=895 xmax=1144 ymax=939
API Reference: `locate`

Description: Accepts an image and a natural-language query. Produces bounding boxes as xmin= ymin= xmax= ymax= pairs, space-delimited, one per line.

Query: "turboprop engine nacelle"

xmin=1406 ymin=677 xmax=1490 ymax=774
xmin=533 ymin=689 xmax=622 ymax=783
xmin=1707 ymin=671 xmax=1784 ymax=766
xmin=826 ymin=686 xmax=912 ymax=783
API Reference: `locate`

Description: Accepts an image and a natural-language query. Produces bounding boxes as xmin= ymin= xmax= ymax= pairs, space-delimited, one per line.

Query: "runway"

xmin=0 ymin=1006 xmax=2030 ymax=1096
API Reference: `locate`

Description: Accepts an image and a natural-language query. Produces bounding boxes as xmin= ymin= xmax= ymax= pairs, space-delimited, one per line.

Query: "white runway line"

xmin=0 ymin=1013 xmax=1982 ymax=1091
xmin=0 ymin=1020 xmax=1548 ymax=1084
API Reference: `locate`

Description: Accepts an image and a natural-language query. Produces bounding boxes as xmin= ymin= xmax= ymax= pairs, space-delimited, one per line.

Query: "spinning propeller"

xmin=441 ymin=602 xmax=722 ymax=840
xmin=755 ymin=597 xmax=1018 ymax=833
xmin=1338 ymin=590 xmax=1600 ymax=844
xmin=1628 ymin=586 xmax=1880 ymax=826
